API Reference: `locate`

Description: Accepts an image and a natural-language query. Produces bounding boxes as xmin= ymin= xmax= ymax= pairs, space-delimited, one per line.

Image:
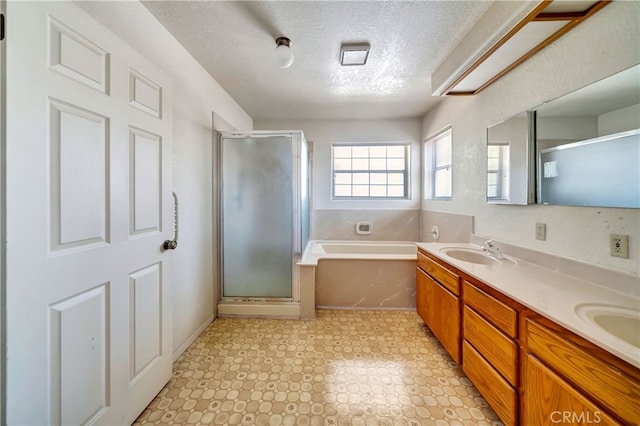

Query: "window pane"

xmin=387 ymin=158 xmax=405 ymax=170
xmin=387 ymin=145 xmax=405 ymax=158
xmin=331 ymin=143 xmax=409 ymax=199
xmin=370 ymin=186 xmax=387 ymax=197
xmin=334 ymin=173 xmax=351 ymax=185
xmin=388 ymin=186 xmax=405 ymax=197
xmin=370 ymin=173 xmax=386 ymax=185
xmin=488 ymin=185 xmax=498 ymax=198
xmin=425 ymin=128 xmax=452 ymax=200
xmin=353 ymin=173 xmax=369 ymax=185
xmin=333 ymin=146 xmax=352 ymax=158
xmin=334 ymin=158 xmax=351 ymax=170
xmin=434 ymin=168 xmax=451 ymax=197
xmin=370 ymin=146 xmax=386 ymax=157
xmin=335 ymin=185 xmax=351 ymax=197
xmin=370 ymin=158 xmax=386 ymax=170
xmin=487 ymin=145 xmax=500 ymax=157
xmin=353 ymin=185 xmax=369 ymax=197
xmin=487 ymin=173 xmax=498 ymax=185
xmin=352 ymin=146 xmax=369 ymax=158
xmin=352 ymin=158 xmax=368 ymax=170
xmin=435 ymin=135 xmax=451 ymax=167
xmin=488 ymin=158 xmax=500 ymax=170
xmin=388 ymin=173 xmax=404 ymax=185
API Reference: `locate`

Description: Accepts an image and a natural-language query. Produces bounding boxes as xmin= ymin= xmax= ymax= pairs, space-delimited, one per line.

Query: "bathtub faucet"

xmin=482 ymin=240 xmax=506 ymax=260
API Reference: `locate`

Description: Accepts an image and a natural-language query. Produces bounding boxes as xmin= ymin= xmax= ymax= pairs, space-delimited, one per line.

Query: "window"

xmin=332 ymin=143 xmax=409 ymax=199
xmin=487 ymin=143 xmax=510 ymax=199
xmin=424 ymin=128 xmax=452 ymax=199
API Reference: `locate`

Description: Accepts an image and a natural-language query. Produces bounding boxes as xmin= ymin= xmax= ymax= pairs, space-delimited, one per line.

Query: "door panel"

xmin=50 ymin=98 xmax=109 ymax=250
xmin=50 ymin=285 xmax=109 ymax=425
xmin=130 ymin=263 xmax=162 ymax=381
xmin=129 ymin=69 xmax=162 ymax=118
xmin=6 ymin=2 xmax=172 ymax=424
xmin=129 ymin=127 xmax=162 ymax=236
xmin=48 ymin=16 xmax=110 ymax=93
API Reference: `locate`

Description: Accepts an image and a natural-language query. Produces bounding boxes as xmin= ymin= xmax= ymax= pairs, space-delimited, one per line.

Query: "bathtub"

xmin=299 ymin=241 xmax=417 ymax=310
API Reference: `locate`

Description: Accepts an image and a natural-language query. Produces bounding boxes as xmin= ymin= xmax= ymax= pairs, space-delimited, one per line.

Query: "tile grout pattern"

xmin=135 ymin=310 xmax=503 ymax=426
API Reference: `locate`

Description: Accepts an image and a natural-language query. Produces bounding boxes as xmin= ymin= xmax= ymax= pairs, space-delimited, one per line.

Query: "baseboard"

xmin=316 ymin=305 xmax=415 ymax=311
xmin=172 ymin=314 xmax=215 ymax=361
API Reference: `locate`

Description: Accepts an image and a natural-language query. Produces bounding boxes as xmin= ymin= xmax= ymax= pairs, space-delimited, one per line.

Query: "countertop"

xmin=416 ymin=242 xmax=640 ymax=369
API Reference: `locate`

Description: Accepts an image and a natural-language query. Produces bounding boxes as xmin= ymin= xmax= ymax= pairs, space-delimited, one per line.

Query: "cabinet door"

xmin=526 ymin=319 xmax=640 ymax=423
xmin=523 ymin=354 xmax=621 ymax=426
xmin=416 ymin=268 xmax=429 ymax=323
xmin=418 ymin=269 xmax=461 ymax=363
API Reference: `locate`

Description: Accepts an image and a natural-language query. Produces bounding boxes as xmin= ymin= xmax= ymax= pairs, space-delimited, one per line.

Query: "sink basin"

xmin=440 ymin=248 xmax=498 ymax=265
xmin=575 ymin=304 xmax=640 ymax=348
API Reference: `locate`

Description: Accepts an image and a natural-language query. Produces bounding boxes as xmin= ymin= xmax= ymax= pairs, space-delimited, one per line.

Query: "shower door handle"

xmin=163 ymin=191 xmax=179 ymax=250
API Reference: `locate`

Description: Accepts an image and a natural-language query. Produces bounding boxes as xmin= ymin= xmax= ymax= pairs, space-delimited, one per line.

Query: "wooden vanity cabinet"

xmin=522 ymin=316 xmax=640 ymax=425
xmin=416 ymin=249 xmax=461 ymax=363
xmin=415 ymin=249 xmax=640 ymax=425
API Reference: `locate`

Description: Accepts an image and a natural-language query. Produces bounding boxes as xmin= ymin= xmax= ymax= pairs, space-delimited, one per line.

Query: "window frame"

xmin=331 ymin=142 xmax=411 ymax=200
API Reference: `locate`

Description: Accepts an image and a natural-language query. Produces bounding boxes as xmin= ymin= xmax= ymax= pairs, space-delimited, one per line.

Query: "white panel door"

xmin=6 ymin=2 xmax=173 ymax=424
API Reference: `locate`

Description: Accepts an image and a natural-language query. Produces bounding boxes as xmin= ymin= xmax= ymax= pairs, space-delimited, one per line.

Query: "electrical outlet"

xmin=535 ymin=223 xmax=546 ymax=241
xmin=610 ymin=234 xmax=629 ymax=258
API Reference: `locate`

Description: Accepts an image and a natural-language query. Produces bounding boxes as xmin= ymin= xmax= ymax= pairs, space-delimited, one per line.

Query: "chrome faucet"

xmin=482 ymin=240 xmax=505 ymax=260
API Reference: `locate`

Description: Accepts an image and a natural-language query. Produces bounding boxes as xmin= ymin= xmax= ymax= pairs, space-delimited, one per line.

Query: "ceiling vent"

xmin=340 ymin=43 xmax=370 ymax=66
xmin=431 ymin=0 xmax=609 ymax=96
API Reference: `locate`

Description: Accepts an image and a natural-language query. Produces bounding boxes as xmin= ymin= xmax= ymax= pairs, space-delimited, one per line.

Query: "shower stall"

xmin=217 ymin=131 xmax=310 ymax=317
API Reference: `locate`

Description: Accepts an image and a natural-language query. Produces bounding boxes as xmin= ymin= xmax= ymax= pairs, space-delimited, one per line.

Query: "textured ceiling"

xmin=142 ymin=1 xmax=493 ymax=121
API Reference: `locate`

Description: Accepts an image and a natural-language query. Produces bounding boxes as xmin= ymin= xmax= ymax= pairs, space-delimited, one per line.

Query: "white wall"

xmin=422 ymin=1 xmax=640 ymax=275
xmin=536 ymin=117 xmax=598 ymax=141
xmin=598 ymin=103 xmax=640 ymax=136
xmin=256 ymin=118 xmax=422 ymax=241
xmin=78 ymin=1 xmax=253 ymax=357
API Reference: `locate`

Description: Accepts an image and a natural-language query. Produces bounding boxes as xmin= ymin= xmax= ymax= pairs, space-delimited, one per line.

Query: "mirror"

xmin=486 ymin=112 xmax=535 ymax=205
xmin=534 ymin=65 xmax=640 ymax=208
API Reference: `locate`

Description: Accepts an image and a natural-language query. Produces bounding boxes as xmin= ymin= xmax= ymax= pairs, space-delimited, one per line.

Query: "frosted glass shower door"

xmin=221 ymin=136 xmax=293 ymax=298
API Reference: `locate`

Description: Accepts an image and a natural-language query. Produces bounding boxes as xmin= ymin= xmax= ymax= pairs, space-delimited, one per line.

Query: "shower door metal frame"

xmin=216 ymin=131 xmax=306 ymax=303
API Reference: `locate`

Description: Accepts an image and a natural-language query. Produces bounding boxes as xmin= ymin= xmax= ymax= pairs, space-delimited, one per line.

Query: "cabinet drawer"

xmin=523 ymin=354 xmax=621 ymax=426
xmin=464 ymin=306 xmax=518 ymax=385
xmin=417 ymin=250 xmax=460 ymax=295
xmin=463 ymin=280 xmax=517 ymax=337
xmin=526 ymin=319 xmax=640 ymax=424
xmin=463 ymin=341 xmax=517 ymax=426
